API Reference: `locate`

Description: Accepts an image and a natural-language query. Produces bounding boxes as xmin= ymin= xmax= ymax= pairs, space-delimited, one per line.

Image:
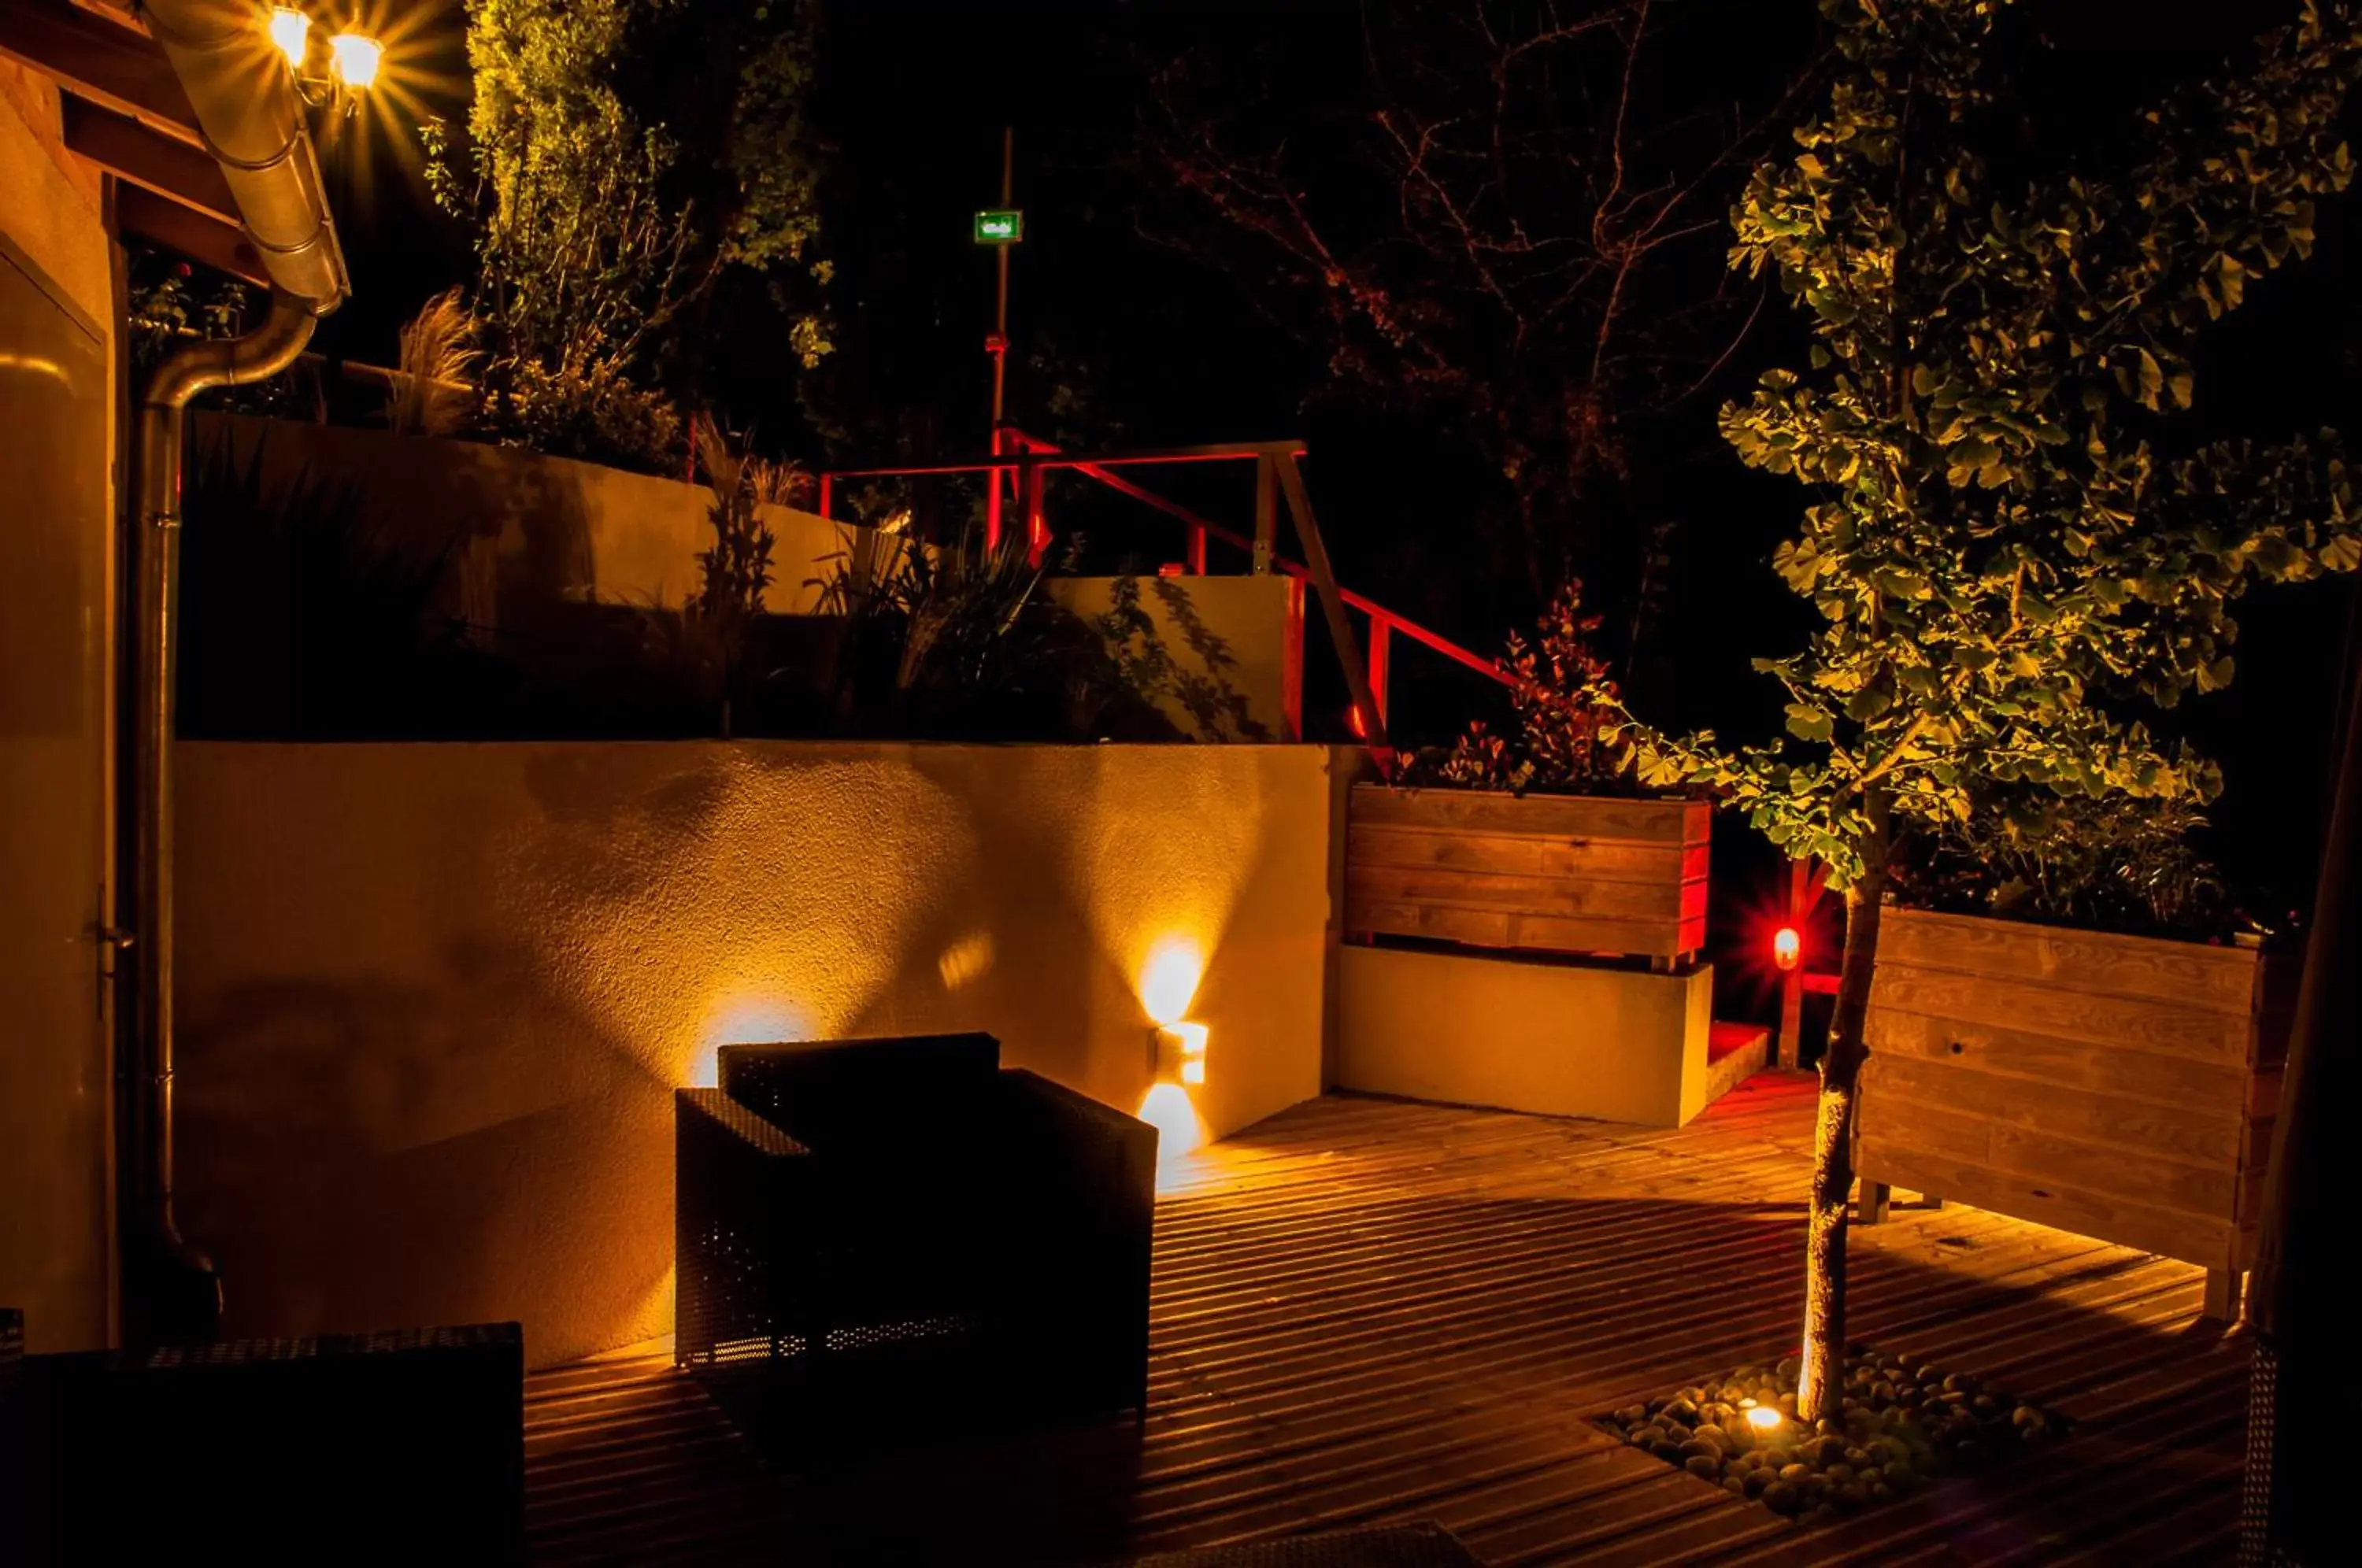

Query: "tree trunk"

xmin=1796 ymin=790 xmax=1891 ymax=1422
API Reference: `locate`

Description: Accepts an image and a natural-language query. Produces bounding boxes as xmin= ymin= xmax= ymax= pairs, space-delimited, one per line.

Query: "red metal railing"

xmin=816 ymin=431 xmax=1519 ymax=756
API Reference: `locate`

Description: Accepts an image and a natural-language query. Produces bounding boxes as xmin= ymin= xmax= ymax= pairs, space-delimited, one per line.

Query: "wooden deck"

xmin=524 ymin=1073 xmax=2250 ymax=1564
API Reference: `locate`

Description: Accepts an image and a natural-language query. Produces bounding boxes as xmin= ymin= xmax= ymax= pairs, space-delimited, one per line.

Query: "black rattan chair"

xmin=676 ymin=1033 xmax=1156 ymax=1422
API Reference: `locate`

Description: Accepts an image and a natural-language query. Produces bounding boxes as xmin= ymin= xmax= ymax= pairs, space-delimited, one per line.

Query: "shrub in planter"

xmin=1349 ymin=583 xmax=1707 ymax=965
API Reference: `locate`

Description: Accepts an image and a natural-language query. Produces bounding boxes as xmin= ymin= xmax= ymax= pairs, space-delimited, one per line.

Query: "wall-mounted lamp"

xmin=1772 ymin=925 xmax=1802 ymax=972
xmin=262 ymin=6 xmax=383 ymax=109
xmin=268 ymin=6 xmax=311 ymax=70
xmin=328 ymin=31 xmax=383 ymax=88
xmin=1151 ymin=1021 xmax=1208 ymax=1087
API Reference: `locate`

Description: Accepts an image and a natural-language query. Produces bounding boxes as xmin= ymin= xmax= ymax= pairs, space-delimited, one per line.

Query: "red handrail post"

xmin=816 ymin=472 xmax=832 ymax=523
xmin=1251 ymin=454 xmax=1277 ymax=575
xmin=985 ymin=427 xmax=1004 ymax=553
xmin=1368 ymin=617 xmax=1391 ymax=727
xmin=1024 ymin=458 xmax=1048 ymax=567
xmin=1187 ymin=523 xmax=1207 ymax=575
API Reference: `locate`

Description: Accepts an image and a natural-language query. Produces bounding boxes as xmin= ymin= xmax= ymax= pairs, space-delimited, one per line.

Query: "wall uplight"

xmin=328 ymin=31 xmax=383 ymax=89
xmin=1153 ymin=1021 xmax=1209 ymax=1086
xmin=267 ymin=6 xmax=312 ymax=71
xmin=1772 ymin=925 xmax=1802 ymax=972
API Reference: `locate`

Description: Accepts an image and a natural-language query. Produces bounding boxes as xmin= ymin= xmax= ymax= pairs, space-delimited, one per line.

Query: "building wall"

xmin=0 ymin=60 xmax=117 ymax=1352
xmin=172 ymin=741 xmax=1336 ymax=1366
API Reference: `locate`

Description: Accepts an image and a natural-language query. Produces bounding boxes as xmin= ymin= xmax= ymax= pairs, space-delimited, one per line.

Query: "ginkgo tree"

xmin=1633 ymin=0 xmax=2362 ymax=1419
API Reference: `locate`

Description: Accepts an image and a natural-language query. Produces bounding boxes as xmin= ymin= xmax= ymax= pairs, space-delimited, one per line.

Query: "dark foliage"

xmin=1891 ymin=794 xmax=2242 ymax=941
xmin=1405 ymin=579 xmax=1642 ymax=794
xmin=176 ymin=439 xmax=498 ymax=739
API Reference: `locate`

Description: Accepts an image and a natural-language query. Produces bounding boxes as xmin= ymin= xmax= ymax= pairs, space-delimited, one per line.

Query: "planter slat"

xmin=1870 ymin=960 xmax=2254 ymax=1065
xmin=1348 ymin=900 xmax=1690 ymax=960
xmin=1860 ymin=906 xmax=2280 ymax=1301
xmin=1856 ymin=1134 xmax=2238 ymax=1269
xmin=1870 ymin=907 xmax=2258 ymax=1010
xmin=1863 ymin=1008 xmax=2249 ymax=1111
xmin=1864 ymin=1051 xmax=2244 ymax=1168
xmin=1859 ymin=1089 xmax=2238 ymax=1213
xmin=1348 ymin=787 xmax=1709 ymax=844
xmin=1344 ymin=864 xmax=1695 ymax=921
xmin=1342 ymin=785 xmax=1708 ymax=962
xmin=1345 ymin=823 xmax=1709 ymax=886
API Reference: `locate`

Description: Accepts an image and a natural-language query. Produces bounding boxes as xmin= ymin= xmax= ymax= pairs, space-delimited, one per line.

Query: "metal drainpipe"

xmin=128 ymin=293 xmax=322 ymax=1341
xmin=124 ymin=0 xmax=351 ymax=1344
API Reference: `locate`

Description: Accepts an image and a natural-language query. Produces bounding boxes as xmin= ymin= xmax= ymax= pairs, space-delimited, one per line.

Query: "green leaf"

xmin=1846 ymin=685 xmax=1894 ymax=722
xmin=1784 ymin=704 xmax=1834 ymax=743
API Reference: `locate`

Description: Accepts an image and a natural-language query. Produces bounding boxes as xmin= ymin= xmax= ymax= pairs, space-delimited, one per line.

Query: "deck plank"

xmin=524 ymin=1073 xmax=2248 ymax=1564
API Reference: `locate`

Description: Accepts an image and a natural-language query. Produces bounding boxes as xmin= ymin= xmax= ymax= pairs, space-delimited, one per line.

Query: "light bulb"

xmin=267 ymin=7 xmax=311 ymax=71
xmin=328 ymin=31 xmax=383 ymax=89
xmin=1773 ymin=925 xmax=1801 ymax=972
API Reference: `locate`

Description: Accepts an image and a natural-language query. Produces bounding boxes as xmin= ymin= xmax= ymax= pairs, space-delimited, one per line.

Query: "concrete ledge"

xmin=1337 ymin=944 xmax=1716 ymax=1126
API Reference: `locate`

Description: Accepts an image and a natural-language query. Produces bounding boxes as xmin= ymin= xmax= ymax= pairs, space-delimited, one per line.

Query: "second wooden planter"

xmin=1857 ymin=906 xmax=2288 ymax=1318
xmin=1342 ymin=784 xmax=1709 ymax=965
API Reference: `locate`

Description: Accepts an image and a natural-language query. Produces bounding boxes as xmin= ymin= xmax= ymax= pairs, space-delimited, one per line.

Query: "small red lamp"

xmin=1772 ymin=926 xmax=1802 ymax=972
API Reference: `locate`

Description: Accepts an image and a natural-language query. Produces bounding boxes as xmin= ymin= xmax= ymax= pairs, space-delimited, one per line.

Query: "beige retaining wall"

xmin=1050 ymin=574 xmax=1304 ymax=741
xmin=191 ymin=412 xmax=857 ymax=627
xmin=1337 ymin=945 xmax=1717 ymax=1127
xmin=172 ymin=740 xmax=1338 ymax=1366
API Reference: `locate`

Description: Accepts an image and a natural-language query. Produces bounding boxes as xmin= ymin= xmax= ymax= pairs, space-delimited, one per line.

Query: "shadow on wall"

xmin=176 ymin=949 xmax=674 ymax=1366
xmin=172 ymin=741 xmax=1332 ymax=1366
xmin=192 ymin=412 xmax=598 ymax=643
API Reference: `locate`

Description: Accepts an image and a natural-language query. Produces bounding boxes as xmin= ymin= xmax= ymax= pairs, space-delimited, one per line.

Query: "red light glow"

xmin=1773 ymin=926 xmax=1802 ymax=971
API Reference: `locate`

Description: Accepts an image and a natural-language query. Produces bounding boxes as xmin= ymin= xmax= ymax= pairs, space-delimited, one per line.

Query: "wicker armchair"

xmin=676 ymin=1033 xmax=1157 ymax=1421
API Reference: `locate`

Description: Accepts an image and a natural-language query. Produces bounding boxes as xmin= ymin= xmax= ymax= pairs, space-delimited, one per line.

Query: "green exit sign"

xmin=974 ymin=209 xmax=1024 ymax=244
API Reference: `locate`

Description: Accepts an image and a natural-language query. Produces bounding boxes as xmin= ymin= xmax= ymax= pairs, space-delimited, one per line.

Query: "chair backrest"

xmin=718 ymin=1034 xmax=1001 ymax=1150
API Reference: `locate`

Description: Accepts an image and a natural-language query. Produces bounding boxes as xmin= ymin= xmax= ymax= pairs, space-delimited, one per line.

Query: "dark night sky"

xmin=291 ymin=0 xmax=2362 ymax=919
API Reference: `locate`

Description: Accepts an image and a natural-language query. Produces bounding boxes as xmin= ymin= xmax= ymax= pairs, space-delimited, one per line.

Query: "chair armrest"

xmin=674 ymin=1089 xmax=818 ymax=1366
xmin=991 ymin=1071 xmax=1157 ymax=1411
xmin=998 ymin=1071 xmax=1159 ymax=1196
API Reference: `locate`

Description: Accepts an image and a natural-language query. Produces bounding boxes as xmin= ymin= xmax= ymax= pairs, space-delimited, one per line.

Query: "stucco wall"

xmin=191 ymin=412 xmax=863 ymax=627
xmin=173 ymin=741 xmax=1335 ymax=1366
xmin=2 ymin=59 xmax=116 ymax=1352
xmin=1338 ymin=945 xmax=1716 ymax=1127
xmin=1050 ymin=575 xmax=1305 ymax=741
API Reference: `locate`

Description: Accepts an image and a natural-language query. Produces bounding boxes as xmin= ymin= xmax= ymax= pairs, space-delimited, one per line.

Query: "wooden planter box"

xmin=1858 ymin=907 xmax=2289 ymax=1318
xmin=1343 ymin=785 xmax=1709 ymax=964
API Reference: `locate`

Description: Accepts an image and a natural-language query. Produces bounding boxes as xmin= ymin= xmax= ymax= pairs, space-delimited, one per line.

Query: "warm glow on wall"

xmin=1140 ymin=937 xmax=1212 ymax=1161
xmin=1137 ymin=1082 xmax=1203 ymax=1163
xmin=689 ymin=995 xmax=815 ymax=1087
xmin=935 ymin=931 xmax=995 ymax=992
xmin=1138 ymin=937 xmax=1204 ymax=1027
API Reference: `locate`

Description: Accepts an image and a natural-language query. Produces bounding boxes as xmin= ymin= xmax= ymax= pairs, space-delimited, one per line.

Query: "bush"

xmin=1405 ymin=579 xmax=1641 ymax=794
xmin=1892 ymin=792 xmax=2241 ymax=940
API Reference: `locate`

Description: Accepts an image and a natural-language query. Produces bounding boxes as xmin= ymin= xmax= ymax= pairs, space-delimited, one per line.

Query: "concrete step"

xmin=1703 ymin=1021 xmax=1772 ymax=1108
